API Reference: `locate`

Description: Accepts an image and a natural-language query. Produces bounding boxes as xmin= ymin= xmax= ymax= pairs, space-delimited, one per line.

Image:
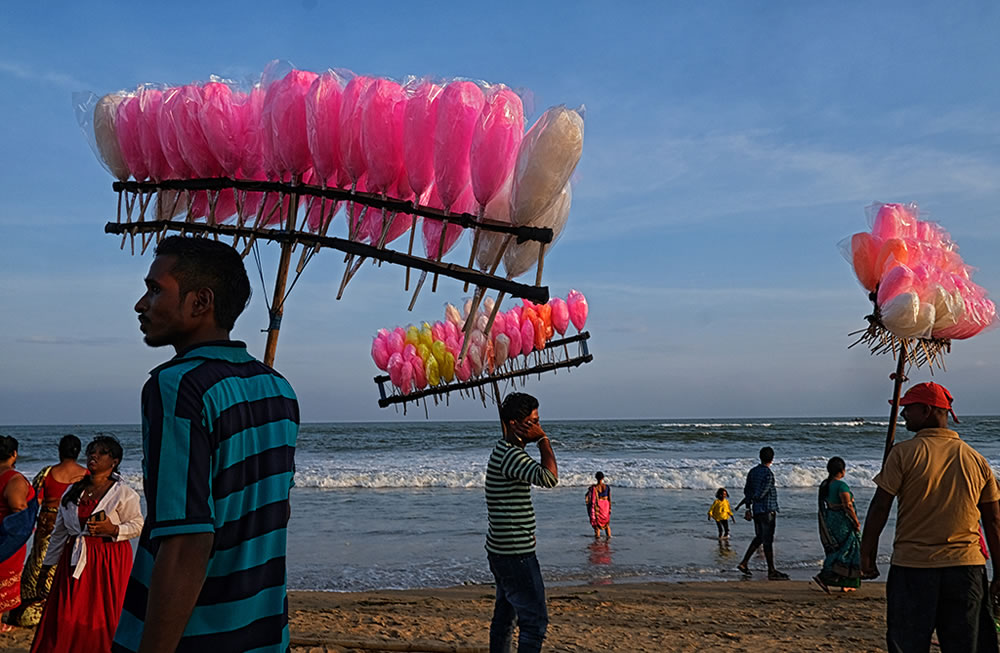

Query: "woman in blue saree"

xmin=814 ymin=456 xmax=862 ymax=593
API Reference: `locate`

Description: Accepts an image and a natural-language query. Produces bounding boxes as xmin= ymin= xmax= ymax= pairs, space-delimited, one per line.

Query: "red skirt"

xmin=0 ymin=542 xmax=26 ymax=612
xmin=30 ymin=536 xmax=133 ymax=653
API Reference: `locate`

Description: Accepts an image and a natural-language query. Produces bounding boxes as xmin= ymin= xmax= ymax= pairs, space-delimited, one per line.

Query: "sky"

xmin=2 ymin=1 xmax=1000 ymax=424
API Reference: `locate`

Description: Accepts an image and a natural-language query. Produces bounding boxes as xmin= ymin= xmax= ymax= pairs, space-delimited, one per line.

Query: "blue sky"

xmin=2 ymin=1 xmax=1000 ymax=423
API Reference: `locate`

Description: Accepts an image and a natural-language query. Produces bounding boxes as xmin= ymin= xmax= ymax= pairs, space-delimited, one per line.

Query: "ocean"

xmin=5 ymin=417 xmax=1000 ymax=592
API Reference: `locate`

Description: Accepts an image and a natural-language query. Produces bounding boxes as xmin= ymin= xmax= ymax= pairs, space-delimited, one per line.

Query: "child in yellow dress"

xmin=708 ymin=488 xmax=734 ymax=539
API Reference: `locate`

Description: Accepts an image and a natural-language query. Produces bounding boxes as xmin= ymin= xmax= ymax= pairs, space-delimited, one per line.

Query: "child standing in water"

xmin=586 ymin=472 xmax=612 ymax=539
xmin=708 ymin=488 xmax=734 ymax=539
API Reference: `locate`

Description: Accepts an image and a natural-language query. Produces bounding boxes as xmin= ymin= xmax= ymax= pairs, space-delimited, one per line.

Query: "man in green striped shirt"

xmin=485 ymin=393 xmax=558 ymax=653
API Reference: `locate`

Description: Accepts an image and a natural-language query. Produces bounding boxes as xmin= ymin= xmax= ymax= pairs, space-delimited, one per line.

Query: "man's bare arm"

xmin=860 ymin=488 xmax=894 ymax=578
xmin=137 ymin=532 xmax=214 ymax=653
xmin=536 ymin=434 xmax=557 ymax=480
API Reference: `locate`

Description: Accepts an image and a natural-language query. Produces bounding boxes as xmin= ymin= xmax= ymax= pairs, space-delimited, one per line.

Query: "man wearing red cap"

xmin=861 ymin=382 xmax=1000 ymax=653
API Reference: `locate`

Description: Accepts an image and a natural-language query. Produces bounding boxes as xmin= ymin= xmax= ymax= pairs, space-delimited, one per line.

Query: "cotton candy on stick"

xmin=401 ymin=80 xmax=443 ymax=289
xmin=93 ymin=93 xmax=130 ymax=181
xmin=305 ymin=71 xmax=345 ymax=189
xmin=361 ymin=78 xmax=407 ymax=247
xmin=510 ymin=106 xmax=584 ymax=227
xmin=467 ymin=88 xmax=524 ymax=279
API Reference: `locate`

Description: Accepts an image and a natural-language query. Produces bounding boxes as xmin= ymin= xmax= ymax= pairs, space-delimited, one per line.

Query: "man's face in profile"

xmin=134 ymin=255 xmax=191 ymax=348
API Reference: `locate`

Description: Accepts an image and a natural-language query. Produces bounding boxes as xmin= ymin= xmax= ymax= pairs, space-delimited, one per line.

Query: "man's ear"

xmin=190 ymin=287 xmax=215 ymax=319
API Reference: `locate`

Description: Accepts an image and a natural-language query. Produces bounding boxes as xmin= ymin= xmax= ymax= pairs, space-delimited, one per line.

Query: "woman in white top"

xmin=30 ymin=435 xmax=143 ymax=653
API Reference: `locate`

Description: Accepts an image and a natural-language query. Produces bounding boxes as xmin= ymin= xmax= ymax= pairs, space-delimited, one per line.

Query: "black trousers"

xmin=886 ymin=564 xmax=999 ymax=653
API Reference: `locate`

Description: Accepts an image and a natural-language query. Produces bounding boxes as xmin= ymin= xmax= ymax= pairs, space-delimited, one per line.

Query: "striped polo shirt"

xmin=485 ymin=438 xmax=558 ymax=555
xmin=113 ymin=341 xmax=299 ymax=653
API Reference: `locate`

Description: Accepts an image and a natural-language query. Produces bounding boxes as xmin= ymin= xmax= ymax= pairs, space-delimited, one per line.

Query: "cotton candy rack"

xmin=841 ymin=202 xmax=996 ymax=366
xmin=76 ymin=61 xmax=587 ymax=369
xmin=371 ymin=292 xmax=592 ymax=412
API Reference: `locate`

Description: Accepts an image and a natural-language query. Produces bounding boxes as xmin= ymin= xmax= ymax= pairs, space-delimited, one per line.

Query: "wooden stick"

xmin=534 ymin=242 xmax=547 ymax=287
xmin=464 ymin=206 xmax=485 ymax=292
xmin=431 ymin=212 xmax=450 ymax=293
xmin=261 ymin=189 xmax=300 ymax=368
xmin=405 ymin=212 xmax=418 ymax=291
xmin=883 ymin=340 xmax=908 ymax=464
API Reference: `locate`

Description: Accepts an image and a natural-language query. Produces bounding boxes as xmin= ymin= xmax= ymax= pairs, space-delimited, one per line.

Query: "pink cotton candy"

xmin=362 ymin=78 xmax=406 ymax=194
xmin=305 ymin=72 xmax=345 ymax=187
xmin=412 ymin=358 xmax=428 ymax=389
xmin=506 ymin=324 xmax=522 ymax=360
xmin=115 ymin=95 xmax=148 ymax=181
xmin=470 ymin=87 xmax=524 ymax=209
xmin=870 ymin=203 xmax=917 ymax=242
xmin=567 ymin=289 xmax=589 ymax=332
xmin=494 ymin=334 xmax=510 ymax=369
xmin=239 ymin=87 xmax=265 ymax=178
xmin=268 ymin=70 xmax=319 ymax=180
xmin=339 ymin=76 xmax=376 ymax=188
xmin=136 ymin=88 xmax=171 ymax=181
xmin=372 ymin=336 xmax=390 ymax=370
xmin=399 ymin=361 xmax=414 ymax=395
xmin=433 ymin=81 xmax=485 ymax=211
xmin=403 ymin=80 xmax=443 ymax=198
xmin=549 ymin=297 xmax=569 ymax=335
xmin=520 ymin=320 xmax=535 ymax=356
xmin=877 ymin=264 xmax=915 ymax=306
xmin=198 ymin=82 xmax=245 ymax=177
xmin=176 ymin=84 xmax=225 ymax=178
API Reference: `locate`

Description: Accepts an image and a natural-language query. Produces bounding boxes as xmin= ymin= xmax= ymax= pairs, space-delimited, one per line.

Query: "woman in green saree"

xmin=814 ymin=456 xmax=862 ymax=593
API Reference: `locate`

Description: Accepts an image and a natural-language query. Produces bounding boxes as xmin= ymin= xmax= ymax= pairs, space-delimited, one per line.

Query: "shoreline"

xmin=0 ymin=580 xmax=889 ymax=652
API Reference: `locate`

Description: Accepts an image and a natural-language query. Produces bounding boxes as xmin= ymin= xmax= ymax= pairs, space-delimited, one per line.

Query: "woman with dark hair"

xmin=8 ymin=434 xmax=87 ymax=627
xmin=814 ymin=456 xmax=863 ymax=593
xmin=0 ymin=435 xmax=34 ymax=633
xmin=586 ymin=472 xmax=612 ymax=539
xmin=30 ymin=436 xmax=143 ymax=653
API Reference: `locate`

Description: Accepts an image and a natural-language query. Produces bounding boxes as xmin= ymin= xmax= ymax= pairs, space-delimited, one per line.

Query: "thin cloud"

xmin=0 ymin=60 xmax=91 ymax=91
xmin=16 ymin=336 xmax=128 ymax=346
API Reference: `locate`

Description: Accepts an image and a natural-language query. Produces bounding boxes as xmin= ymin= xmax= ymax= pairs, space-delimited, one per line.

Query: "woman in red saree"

xmin=0 ymin=435 xmax=35 ymax=634
xmin=30 ymin=436 xmax=143 ymax=653
xmin=585 ymin=472 xmax=612 ymax=539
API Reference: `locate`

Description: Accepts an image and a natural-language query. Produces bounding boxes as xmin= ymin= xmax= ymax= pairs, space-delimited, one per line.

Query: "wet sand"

xmin=0 ymin=580 xmax=889 ymax=652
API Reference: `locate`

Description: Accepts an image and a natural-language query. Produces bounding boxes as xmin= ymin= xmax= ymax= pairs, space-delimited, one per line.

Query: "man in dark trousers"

xmin=113 ymin=236 xmax=299 ymax=653
xmin=485 ymin=392 xmax=558 ymax=653
xmin=861 ymin=382 xmax=1000 ymax=653
xmin=737 ymin=446 xmax=789 ymax=580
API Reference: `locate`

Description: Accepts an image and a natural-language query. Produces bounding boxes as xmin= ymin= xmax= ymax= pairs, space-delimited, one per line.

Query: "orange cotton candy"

xmin=875 ymin=239 xmax=910 ymax=279
xmin=851 ymin=233 xmax=880 ymax=292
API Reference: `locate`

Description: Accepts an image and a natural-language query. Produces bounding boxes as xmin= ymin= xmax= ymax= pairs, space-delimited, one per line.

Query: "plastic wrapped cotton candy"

xmin=567 ymin=289 xmax=589 ymax=332
xmin=475 ymin=173 xmax=514 ymax=271
xmin=92 ymin=93 xmax=130 ymax=180
xmin=362 ymin=78 xmax=406 ymax=195
xmin=198 ymin=81 xmax=246 ymax=178
xmin=137 ymin=87 xmax=172 ymax=181
xmin=403 ymin=80 xmax=443 ymax=200
xmin=339 ymin=76 xmax=376 ymax=190
xmin=268 ymin=70 xmax=319 ymax=180
xmin=305 ymin=71 xmax=345 ymax=188
xmin=433 ymin=81 xmax=485 ymax=212
xmin=470 ymin=87 xmax=524 ymax=210
xmin=503 ymin=183 xmax=571 ymax=278
xmin=115 ymin=95 xmax=148 ymax=181
xmin=510 ymin=106 xmax=584 ymax=226
xmin=549 ymin=297 xmax=569 ymax=335
xmin=157 ymin=88 xmax=194 ymax=179
xmin=850 ymin=233 xmax=879 ymax=292
xmin=423 ymin=183 xmax=475 ymax=260
xmin=870 ymin=203 xmax=917 ymax=242
xmin=877 ymin=264 xmax=915 ymax=306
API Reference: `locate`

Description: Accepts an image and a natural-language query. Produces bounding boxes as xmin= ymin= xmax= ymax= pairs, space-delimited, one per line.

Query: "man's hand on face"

xmin=512 ymin=415 xmax=546 ymax=443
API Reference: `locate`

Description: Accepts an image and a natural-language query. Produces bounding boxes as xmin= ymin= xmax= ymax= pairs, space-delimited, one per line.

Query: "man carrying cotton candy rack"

xmin=861 ymin=382 xmax=1000 ymax=653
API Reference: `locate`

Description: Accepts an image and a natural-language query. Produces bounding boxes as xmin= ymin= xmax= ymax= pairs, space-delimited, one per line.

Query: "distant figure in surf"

xmin=736 ymin=446 xmax=789 ymax=580
xmin=708 ymin=487 xmax=733 ymax=540
xmin=586 ymin=472 xmax=612 ymax=539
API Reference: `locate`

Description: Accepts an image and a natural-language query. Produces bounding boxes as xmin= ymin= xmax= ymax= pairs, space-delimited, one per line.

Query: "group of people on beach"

xmin=0 ymin=433 xmax=143 ymax=651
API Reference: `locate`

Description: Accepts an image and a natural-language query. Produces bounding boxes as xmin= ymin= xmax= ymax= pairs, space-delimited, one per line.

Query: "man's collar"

xmin=150 ymin=340 xmax=253 ymax=374
xmin=914 ymin=427 xmax=960 ymax=439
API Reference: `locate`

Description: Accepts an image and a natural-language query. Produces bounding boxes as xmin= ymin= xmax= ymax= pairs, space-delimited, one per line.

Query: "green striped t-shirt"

xmin=485 ymin=438 xmax=558 ymax=555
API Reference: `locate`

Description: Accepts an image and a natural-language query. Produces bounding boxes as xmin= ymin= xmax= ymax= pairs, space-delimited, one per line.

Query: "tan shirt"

xmin=874 ymin=428 xmax=1000 ymax=568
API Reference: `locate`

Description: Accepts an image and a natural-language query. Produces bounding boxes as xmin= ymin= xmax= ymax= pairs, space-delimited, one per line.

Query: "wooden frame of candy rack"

xmin=848 ymin=293 xmax=951 ymax=463
xmin=374 ymin=331 xmax=593 ymax=416
xmin=104 ymin=178 xmax=555 ymax=368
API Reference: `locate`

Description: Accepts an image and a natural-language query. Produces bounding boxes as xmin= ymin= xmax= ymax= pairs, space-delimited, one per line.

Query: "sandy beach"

xmin=1 ymin=579 xmax=889 ymax=652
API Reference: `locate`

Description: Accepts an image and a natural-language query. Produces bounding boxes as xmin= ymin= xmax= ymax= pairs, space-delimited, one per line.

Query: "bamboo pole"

xmin=262 ymin=190 xmax=300 ymax=368
xmin=883 ymin=340 xmax=908 ymax=464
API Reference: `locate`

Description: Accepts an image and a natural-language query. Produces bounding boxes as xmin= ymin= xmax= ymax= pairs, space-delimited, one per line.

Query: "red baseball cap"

xmin=894 ymin=382 xmax=960 ymax=423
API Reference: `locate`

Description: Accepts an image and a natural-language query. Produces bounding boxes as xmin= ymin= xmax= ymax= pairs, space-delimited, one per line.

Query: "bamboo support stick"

xmin=883 ymin=340 xmax=908 ymax=464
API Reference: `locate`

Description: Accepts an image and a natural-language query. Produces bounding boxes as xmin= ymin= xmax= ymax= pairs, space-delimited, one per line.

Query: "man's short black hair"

xmin=759 ymin=446 xmax=774 ymax=464
xmin=827 ymin=456 xmax=846 ymax=476
xmin=59 ymin=434 xmax=82 ymax=460
xmin=154 ymin=236 xmax=251 ymax=331
xmin=500 ymin=392 xmax=539 ymax=423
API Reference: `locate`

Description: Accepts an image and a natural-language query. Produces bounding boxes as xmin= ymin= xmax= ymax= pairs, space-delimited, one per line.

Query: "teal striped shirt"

xmin=485 ymin=439 xmax=558 ymax=555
